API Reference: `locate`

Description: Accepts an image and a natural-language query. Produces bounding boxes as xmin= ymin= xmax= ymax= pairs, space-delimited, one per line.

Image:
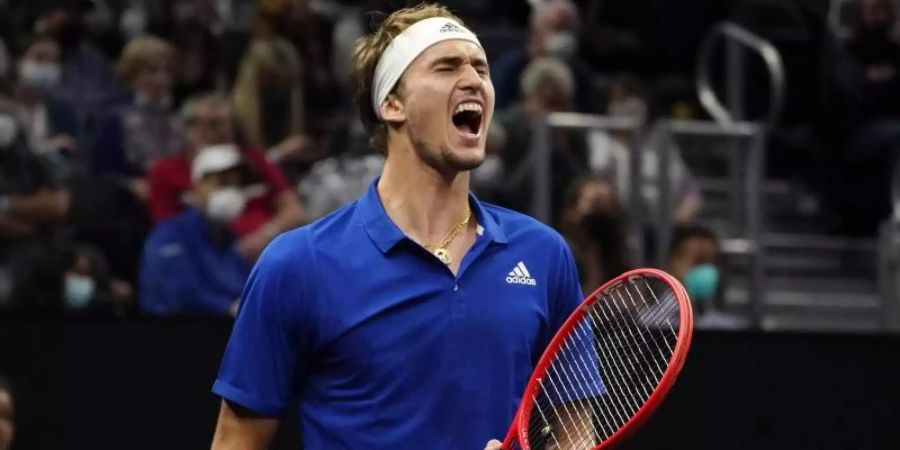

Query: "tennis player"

xmin=211 ymin=4 xmax=586 ymax=449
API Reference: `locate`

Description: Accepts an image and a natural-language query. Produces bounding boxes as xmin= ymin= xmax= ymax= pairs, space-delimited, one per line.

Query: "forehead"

xmin=409 ymin=39 xmax=487 ymax=68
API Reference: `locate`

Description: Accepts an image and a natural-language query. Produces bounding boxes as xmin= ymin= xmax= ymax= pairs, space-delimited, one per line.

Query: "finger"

xmin=484 ymin=439 xmax=503 ymax=450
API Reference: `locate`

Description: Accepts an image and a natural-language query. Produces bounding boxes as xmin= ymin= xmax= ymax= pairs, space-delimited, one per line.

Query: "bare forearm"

xmin=6 ymin=189 xmax=70 ymax=225
xmin=211 ymin=400 xmax=278 ymax=450
xmin=0 ymin=215 xmax=35 ymax=238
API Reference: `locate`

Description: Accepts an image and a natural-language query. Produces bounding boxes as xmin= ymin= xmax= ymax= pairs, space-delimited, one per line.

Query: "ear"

xmin=379 ymin=93 xmax=407 ymax=124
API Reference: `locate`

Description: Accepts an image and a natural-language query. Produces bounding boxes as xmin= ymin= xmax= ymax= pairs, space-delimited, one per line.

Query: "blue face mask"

xmin=684 ymin=264 xmax=719 ymax=302
xmin=65 ymin=275 xmax=96 ymax=310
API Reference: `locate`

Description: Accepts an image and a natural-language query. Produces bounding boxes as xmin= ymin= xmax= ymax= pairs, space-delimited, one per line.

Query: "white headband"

xmin=371 ymin=17 xmax=482 ymax=119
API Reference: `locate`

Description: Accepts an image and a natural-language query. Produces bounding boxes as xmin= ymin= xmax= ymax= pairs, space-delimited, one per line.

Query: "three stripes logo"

xmin=507 ymin=261 xmax=537 ymax=286
xmin=439 ymin=22 xmax=462 ymax=33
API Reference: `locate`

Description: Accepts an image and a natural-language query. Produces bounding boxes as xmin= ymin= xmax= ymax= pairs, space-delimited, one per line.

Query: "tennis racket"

xmin=503 ymin=268 xmax=694 ymax=450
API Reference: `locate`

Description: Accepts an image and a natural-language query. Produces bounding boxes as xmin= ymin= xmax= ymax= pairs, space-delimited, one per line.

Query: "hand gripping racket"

xmin=503 ymin=268 xmax=694 ymax=450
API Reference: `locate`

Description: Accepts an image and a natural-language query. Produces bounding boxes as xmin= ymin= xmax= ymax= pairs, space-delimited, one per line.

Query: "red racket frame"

xmin=503 ymin=268 xmax=694 ymax=450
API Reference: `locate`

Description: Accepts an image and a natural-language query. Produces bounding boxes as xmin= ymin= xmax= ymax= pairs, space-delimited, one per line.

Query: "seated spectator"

xmin=147 ymin=93 xmax=304 ymax=261
xmin=0 ymin=374 xmax=12 ymax=450
xmin=495 ymin=57 xmax=589 ymax=214
xmin=232 ymin=15 xmax=305 ymax=151
xmin=0 ymin=34 xmax=79 ymax=178
xmin=0 ymin=113 xmax=70 ymax=311
xmin=63 ymin=244 xmax=134 ymax=314
xmin=168 ymin=0 xmax=226 ymax=105
xmin=36 ymin=6 xmax=126 ymax=148
xmin=92 ymin=36 xmax=183 ymax=200
xmin=834 ymin=0 xmax=900 ymax=128
xmin=491 ymin=0 xmax=595 ymax=112
xmin=139 ymin=144 xmax=251 ymax=316
xmin=668 ymin=225 xmax=724 ymax=315
xmin=828 ymin=0 xmax=900 ymax=232
xmin=559 ymin=176 xmax=628 ymax=293
xmin=587 ymin=74 xmax=702 ymax=225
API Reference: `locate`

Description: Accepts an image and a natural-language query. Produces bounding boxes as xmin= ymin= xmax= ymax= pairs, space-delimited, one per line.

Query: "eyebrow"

xmin=430 ymin=55 xmax=490 ymax=70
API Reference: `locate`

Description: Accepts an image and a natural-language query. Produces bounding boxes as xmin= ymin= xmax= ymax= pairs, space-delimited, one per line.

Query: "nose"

xmin=458 ymin=64 xmax=484 ymax=93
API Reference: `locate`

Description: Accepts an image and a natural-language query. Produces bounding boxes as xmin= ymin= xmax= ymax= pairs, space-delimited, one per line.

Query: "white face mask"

xmin=205 ymin=187 xmax=247 ymax=224
xmin=65 ymin=274 xmax=96 ymax=310
xmin=545 ymin=31 xmax=577 ymax=59
xmin=0 ymin=115 xmax=18 ymax=149
xmin=18 ymin=60 xmax=62 ymax=89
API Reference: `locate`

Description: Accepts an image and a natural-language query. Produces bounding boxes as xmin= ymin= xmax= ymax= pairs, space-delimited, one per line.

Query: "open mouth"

xmin=452 ymin=102 xmax=484 ymax=136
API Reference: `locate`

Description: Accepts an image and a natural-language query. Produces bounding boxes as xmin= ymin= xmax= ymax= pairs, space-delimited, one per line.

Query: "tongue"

xmin=456 ymin=122 xmax=474 ymax=134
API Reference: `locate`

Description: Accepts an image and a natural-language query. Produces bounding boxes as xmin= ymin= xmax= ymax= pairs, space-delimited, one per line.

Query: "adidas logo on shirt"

xmin=506 ymin=261 xmax=537 ymax=286
xmin=439 ymin=22 xmax=462 ymax=33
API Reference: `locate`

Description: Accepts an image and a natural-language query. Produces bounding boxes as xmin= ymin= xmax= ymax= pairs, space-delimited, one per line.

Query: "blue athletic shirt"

xmin=213 ymin=178 xmax=585 ymax=449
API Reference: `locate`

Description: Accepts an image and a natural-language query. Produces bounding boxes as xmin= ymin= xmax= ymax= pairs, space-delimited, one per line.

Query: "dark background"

xmin=1 ymin=317 xmax=898 ymax=449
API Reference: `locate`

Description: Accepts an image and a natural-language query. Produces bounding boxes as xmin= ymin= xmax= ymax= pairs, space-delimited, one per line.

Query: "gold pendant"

xmin=434 ymin=248 xmax=452 ymax=265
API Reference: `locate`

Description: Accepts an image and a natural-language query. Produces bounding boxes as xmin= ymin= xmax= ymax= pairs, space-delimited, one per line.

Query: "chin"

xmin=444 ymin=145 xmax=486 ymax=172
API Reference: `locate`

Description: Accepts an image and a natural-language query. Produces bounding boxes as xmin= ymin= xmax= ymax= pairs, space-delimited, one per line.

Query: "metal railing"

xmin=697 ymin=22 xmax=786 ymax=127
xmin=529 ymin=113 xmax=644 ymax=265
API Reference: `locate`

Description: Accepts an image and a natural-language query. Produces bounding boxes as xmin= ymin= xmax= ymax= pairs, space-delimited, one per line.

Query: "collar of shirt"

xmin=357 ymin=177 xmax=508 ymax=254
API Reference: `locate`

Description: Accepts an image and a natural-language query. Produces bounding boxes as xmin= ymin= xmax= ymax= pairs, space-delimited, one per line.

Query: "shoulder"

xmin=148 ymin=210 xmax=195 ymax=240
xmin=148 ymin=153 xmax=188 ymax=176
xmin=258 ymin=200 xmax=360 ymax=268
xmin=143 ymin=211 xmax=199 ymax=259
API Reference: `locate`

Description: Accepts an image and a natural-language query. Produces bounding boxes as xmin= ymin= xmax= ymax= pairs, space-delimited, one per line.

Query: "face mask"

xmin=120 ymin=6 xmax=148 ymax=40
xmin=205 ymin=187 xmax=246 ymax=224
xmin=134 ymin=93 xmax=173 ymax=111
xmin=0 ymin=115 xmax=18 ymax=149
xmin=18 ymin=60 xmax=61 ymax=90
xmin=545 ymin=31 xmax=577 ymax=59
xmin=65 ymin=275 xmax=96 ymax=310
xmin=684 ymin=264 xmax=720 ymax=302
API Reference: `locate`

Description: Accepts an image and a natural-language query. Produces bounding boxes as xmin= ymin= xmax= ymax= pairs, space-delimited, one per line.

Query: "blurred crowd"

xmin=0 ymin=0 xmax=897 ymax=319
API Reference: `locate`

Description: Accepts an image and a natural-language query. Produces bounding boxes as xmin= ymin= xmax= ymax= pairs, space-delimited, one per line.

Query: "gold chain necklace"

xmin=426 ymin=207 xmax=471 ymax=266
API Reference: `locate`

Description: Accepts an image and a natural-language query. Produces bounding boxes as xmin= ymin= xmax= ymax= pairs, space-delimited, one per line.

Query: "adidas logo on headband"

xmin=439 ymin=22 xmax=462 ymax=33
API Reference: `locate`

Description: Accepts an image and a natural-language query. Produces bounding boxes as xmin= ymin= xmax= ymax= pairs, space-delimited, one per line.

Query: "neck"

xmin=377 ymin=134 xmax=472 ymax=247
xmin=13 ymin=85 xmax=41 ymax=107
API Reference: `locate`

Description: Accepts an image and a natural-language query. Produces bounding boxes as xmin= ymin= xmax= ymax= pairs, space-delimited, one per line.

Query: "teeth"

xmin=454 ymin=102 xmax=483 ymax=115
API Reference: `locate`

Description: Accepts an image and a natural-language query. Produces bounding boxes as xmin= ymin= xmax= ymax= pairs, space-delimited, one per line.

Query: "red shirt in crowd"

xmin=148 ymin=147 xmax=291 ymax=237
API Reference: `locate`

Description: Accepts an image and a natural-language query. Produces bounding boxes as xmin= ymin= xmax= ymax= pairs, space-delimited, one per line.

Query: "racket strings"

xmin=523 ymin=277 xmax=680 ymax=450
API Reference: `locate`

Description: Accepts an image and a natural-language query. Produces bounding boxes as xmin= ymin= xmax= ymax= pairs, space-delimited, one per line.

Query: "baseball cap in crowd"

xmin=191 ymin=144 xmax=245 ymax=182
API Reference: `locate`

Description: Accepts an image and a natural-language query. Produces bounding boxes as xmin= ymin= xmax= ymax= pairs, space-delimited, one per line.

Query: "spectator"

xmin=495 ymin=57 xmax=588 ymax=214
xmin=491 ymin=0 xmax=594 ymax=111
xmin=829 ymin=0 xmax=900 ymax=231
xmin=92 ymin=35 xmax=183 ymax=200
xmin=168 ymin=0 xmax=226 ymax=105
xmin=36 ymin=6 xmax=126 ymax=149
xmin=276 ymin=0 xmax=343 ymax=131
xmin=0 ymin=113 xmax=70 ymax=312
xmin=139 ymin=144 xmax=251 ymax=316
xmin=0 ymin=374 xmax=12 ymax=450
xmin=559 ymin=175 xmax=628 ymax=293
xmin=147 ymin=93 xmax=304 ymax=262
xmin=587 ymin=74 xmax=702 ymax=226
xmin=668 ymin=225 xmax=723 ymax=315
xmin=1 ymin=34 xmax=79 ymax=177
xmin=63 ymin=244 xmax=133 ymax=314
xmin=233 ymin=5 xmax=305 ymax=150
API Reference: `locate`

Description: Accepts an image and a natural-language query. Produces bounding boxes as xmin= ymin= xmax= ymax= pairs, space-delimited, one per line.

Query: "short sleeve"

xmin=212 ymin=231 xmax=314 ymax=416
xmin=546 ymin=234 xmax=606 ymax=405
xmin=550 ymin=234 xmax=585 ymax=334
